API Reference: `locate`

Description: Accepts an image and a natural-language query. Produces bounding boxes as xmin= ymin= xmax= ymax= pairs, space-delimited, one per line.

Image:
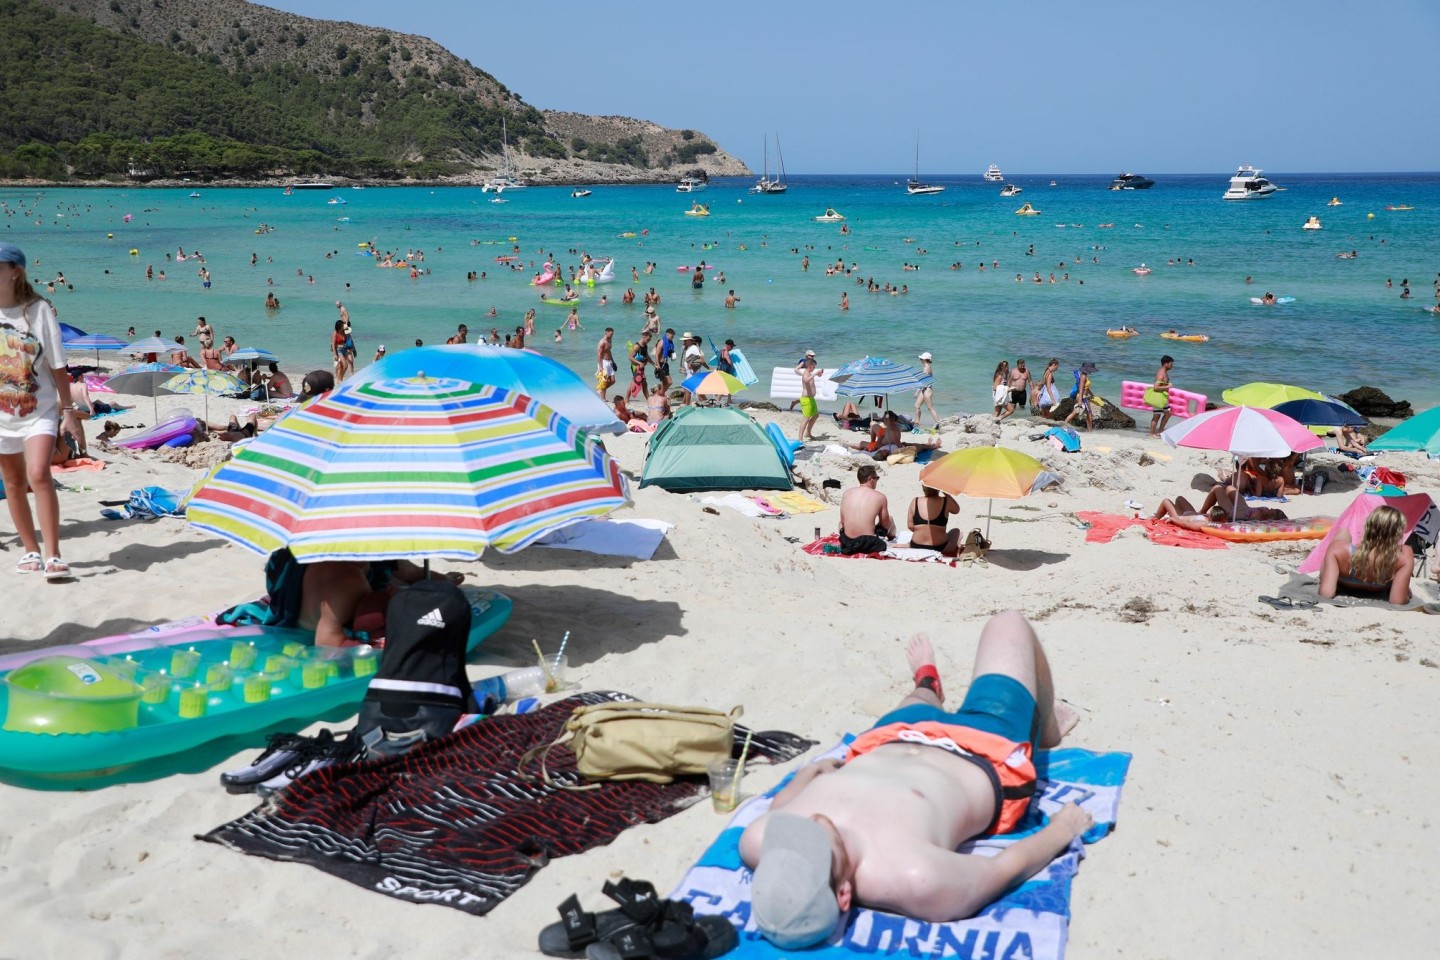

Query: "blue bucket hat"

xmin=0 ymin=242 xmax=26 ymax=268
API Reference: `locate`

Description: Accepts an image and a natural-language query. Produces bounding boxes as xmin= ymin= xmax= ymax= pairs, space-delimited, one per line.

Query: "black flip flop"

xmin=538 ymin=879 xmax=663 ymax=958
xmin=584 ymin=900 xmax=737 ymax=960
xmin=1258 ymin=595 xmax=1318 ymax=610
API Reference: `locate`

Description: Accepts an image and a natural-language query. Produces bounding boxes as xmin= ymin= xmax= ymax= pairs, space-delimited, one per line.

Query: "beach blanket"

xmin=700 ymin=494 xmax=787 ymax=519
xmin=536 ymin=518 xmax=673 ymax=560
xmin=1244 ymin=494 xmax=1290 ymax=504
xmin=1276 ymin=573 xmax=1440 ymax=613
xmin=802 ymin=534 xmax=960 ymax=565
xmin=202 ymin=693 xmax=815 ymax=916
xmin=1075 ymin=512 xmax=1229 ymax=550
xmin=770 ymin=491 xmax=830 ymax=514
xmin=672 ymin=738 xmax=1131 ymax=960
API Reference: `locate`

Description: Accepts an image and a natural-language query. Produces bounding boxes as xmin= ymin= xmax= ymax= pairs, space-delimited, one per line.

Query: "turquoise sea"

xmin=4 ymin=172 xmax=1438 ymax=413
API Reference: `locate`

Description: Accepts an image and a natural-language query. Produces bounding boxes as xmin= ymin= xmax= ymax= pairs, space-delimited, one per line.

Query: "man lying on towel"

xmin=738 ymin=612 xmax=1091 ymax=949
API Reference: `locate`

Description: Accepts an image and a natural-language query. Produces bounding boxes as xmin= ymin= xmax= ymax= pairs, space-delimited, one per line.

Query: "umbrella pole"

xmin=1233 ymin=457 xmax=1241 ymax=520
xmin=986 ymin=498 xmax=994 ymax=542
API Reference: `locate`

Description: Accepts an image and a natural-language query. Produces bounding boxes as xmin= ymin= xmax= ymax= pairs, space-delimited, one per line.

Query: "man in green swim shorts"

xmin=740 ymin=612 xmax=1089 ymax=949
xmin=797 ymin=353 xmax=821 ymax=442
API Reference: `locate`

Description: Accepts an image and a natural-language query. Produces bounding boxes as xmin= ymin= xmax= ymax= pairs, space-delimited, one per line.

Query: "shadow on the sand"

xmin=471 ymin=584 xmax=685 ymax=668
xmin=985 ymin=549 xmax=1070 ymax=571
xmin=2 ymin=617 xmax=155 ymax=651
xmin=80 ymin=538 xmax=218 ymax=574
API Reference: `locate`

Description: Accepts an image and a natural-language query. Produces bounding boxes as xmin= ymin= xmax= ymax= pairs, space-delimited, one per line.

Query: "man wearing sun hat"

xmin=914 ymin=351 xmax=940 ymax=428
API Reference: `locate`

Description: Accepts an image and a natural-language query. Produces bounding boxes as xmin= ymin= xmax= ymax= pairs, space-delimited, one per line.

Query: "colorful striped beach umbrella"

xmin=186 ymin=377 xmax=630 ymax=561
xmin=1162 ymin=405 xmax=1325 ymax=459
xmin=830 ymin=357 xmax=935 ymax=398
xmin=680 ymin=370 xmax=747 ymax=396
xmin=353 ymin=344 xmax=625 ymax=434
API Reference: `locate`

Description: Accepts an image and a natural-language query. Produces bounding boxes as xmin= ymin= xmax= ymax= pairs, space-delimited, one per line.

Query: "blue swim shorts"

xmin=871 ymin=673 xmax=1038 ymax=747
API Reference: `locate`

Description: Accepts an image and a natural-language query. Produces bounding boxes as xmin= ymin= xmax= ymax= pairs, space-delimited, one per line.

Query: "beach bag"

xmin=519 ymin=702 xmax=740 ymax=790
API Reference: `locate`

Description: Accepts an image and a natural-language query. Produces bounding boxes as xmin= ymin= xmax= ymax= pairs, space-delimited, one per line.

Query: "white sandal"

xmin=16 ymin=551 xmax=42 ymax=574
xmin=43 ymin=557 xmax=71 ymax=581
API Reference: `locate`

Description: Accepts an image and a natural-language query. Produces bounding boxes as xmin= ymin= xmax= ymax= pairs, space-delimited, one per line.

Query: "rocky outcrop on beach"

xmin=1045 ymin=397 xmax=1137 ymax=431
xmin=1339 ymin=386 xmax=1412 ymax=420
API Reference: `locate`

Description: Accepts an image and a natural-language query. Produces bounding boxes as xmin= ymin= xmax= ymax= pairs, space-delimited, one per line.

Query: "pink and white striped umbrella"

xmin=1161 ymin=405 xmax=1325 ymax=458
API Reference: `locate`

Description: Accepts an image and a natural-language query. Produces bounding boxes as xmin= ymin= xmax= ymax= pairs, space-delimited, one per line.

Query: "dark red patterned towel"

xmin=200 ymin=692 xmax=814 ymax=915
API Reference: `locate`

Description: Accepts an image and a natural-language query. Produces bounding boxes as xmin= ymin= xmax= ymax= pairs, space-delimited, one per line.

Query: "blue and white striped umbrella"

xmin=354 ymin=344 xmax=625 ymax=434
xmin=223 ymin=347 xmax=281 ymax=365
xmin=65 ymin=334 xmax=128 ymax=364
xmin=830 ymin=357 xmax=935 ymax=397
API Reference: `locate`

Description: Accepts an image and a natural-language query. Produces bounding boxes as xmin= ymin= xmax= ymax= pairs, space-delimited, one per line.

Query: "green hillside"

xmin=0 ymin=0 xmax=564 ymax=180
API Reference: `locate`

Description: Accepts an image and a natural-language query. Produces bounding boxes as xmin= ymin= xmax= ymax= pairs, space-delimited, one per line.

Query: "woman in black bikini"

xmin=907 ymin=483 xmax=962 ymax=556
xmin=1318 ymin=505 xmax=1414 ymax=605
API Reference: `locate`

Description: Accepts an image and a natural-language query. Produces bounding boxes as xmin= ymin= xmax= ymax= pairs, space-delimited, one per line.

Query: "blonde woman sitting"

xmin=1318 ymin=505 xmax=1414 ymax=605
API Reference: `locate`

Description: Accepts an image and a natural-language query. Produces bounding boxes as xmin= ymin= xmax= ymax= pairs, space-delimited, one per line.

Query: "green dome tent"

xmin=639 ymin=406 xmax=794 ymax=492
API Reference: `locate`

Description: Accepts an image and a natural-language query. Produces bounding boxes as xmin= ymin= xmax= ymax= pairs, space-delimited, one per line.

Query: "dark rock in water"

xmin=1045 ymin=397 xmax=1136 ymax=430
xmin=1339 ymin=386 xmax=1412 ymax=419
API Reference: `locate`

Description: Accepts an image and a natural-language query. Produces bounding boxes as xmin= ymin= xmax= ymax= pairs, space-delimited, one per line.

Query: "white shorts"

xmin=0 ymin=414 xmax=58 ymax=455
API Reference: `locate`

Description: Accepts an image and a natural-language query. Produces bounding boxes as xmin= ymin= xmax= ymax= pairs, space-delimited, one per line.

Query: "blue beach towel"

xmin=672 ymin=738 xmax=1131 ymax=960
xmin=99 ymin=485 xmax=188 ymax=520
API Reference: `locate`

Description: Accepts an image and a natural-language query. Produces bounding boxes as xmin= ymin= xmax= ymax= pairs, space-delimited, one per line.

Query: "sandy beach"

xmin=3 ymin=394 xmax=1440 ymax=960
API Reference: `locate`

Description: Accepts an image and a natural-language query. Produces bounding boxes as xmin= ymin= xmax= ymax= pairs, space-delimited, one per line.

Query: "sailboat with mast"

xmin=906 ymin=133 xmax=944 ymax=195
xmin=751 ymin=134 xmax=789 ymax=194
xmin=481 ymin=117 xmax=527 ymax=192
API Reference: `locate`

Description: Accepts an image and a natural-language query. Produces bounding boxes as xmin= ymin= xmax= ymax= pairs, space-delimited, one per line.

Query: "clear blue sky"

xmin=265 ymin=0 xmax=1439 ymax=175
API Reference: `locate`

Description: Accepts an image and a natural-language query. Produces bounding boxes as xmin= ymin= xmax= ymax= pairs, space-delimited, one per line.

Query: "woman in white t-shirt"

xmin=0 ymin=242 xmax=78 ymax=579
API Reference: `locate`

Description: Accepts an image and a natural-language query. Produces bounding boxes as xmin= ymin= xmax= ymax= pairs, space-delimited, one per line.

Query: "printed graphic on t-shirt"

xmin=0 ymin=326 xmax=43 ymax=418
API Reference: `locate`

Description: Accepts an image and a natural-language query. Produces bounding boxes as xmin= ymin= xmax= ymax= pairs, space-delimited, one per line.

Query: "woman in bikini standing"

xmin=907 ymin=483 xmax=962 ymax=556
xmin=992 ymin=360 xmax=1011 ymax=420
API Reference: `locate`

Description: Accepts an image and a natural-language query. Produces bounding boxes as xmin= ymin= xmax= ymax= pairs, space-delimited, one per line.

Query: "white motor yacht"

xmin=983 ymin=163 xmax=1004 ymax=182
xmin=677 ymin=177 xmax=708 ymax=193
xmin=1222 ymin=164 xmax=1277 ymax=200
xmin=999 ymin=183 xmax=1022 ymax=197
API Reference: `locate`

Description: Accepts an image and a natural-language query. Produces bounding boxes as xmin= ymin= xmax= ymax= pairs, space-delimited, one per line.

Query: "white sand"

xmin=3 ymin=401 xmax=1440 ymax=959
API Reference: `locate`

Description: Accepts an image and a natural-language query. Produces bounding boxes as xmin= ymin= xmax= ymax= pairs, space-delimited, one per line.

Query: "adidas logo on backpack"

xmin=416 ymin=607 xmax=446 ymax=628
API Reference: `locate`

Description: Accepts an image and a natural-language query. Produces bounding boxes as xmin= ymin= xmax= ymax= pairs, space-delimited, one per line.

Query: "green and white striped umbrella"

xmin=186 ymin=377 xmax=630 ymax=561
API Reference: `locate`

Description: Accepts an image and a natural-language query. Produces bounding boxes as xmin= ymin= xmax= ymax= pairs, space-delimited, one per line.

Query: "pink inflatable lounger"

xmin=1120 ymin=380 xmax=1207 ymax=419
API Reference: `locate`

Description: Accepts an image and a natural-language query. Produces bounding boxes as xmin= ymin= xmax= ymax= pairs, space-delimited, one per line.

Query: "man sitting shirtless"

xmin=837 ymin=464 xmax=896 ymax=555
xmin=740 ymin=612 xmax=1090 ymax=948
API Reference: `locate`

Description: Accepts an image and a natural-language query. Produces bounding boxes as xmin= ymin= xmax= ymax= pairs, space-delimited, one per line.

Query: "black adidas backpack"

xmin=354 ymin=579 xmax=477 ymax=759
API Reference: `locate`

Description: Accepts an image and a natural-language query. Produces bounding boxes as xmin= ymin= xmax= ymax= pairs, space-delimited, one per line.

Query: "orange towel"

xmin=52 ymin=458 xmax=107 ymax=473
xmin=1076 ymin=511 xmax=1228 ymax=550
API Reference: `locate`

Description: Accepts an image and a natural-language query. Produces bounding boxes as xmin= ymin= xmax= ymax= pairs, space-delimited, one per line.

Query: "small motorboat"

xmin=1327 ymin=197 xmax=1343 ymax=206
xmin=327 ymin=197 xmax=347 ymax=205
xmin=188 ymin=192 xmax=201 ymax=198
xmin=1014 ymin=202 xmax=1040 ymax=216
xmin=813 ymin=208 xmax=846 ymax=222
xmin=999 ymin=183 xmax=1022 ymax=197
xmin=1302 ymin=216 xmax=1322 ymax=231
xmin=1386 ymin=204 xmax=1414 ymax=211
xmin=677 ymin=177 xmax=707 ymax=193
xmin=571 ymin=189 xmax=592 ymax=198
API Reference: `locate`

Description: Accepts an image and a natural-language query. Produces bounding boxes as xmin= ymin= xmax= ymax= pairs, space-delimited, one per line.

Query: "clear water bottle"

xmin=1312 ymin=472 xmax=1326 ymax=494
